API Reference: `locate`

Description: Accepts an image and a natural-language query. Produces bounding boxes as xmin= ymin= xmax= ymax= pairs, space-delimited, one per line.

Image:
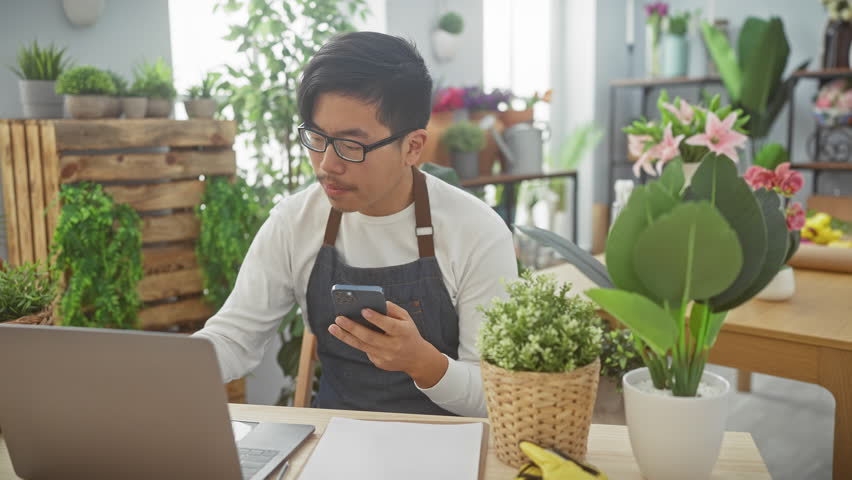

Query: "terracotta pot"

xmin=422 ymin=110 xmax=455 ymax=167
xmin=469 ymin=110 xmax=505 ymax=175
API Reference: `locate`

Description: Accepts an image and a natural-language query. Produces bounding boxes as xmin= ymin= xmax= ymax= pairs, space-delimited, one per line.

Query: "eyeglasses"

xmin=298 ymin=123 xmax=415 ymax=163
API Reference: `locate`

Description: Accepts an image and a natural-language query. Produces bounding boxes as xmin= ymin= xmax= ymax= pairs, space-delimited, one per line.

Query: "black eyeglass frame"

xmin=297 ymin=123 xmax=418 ymax=163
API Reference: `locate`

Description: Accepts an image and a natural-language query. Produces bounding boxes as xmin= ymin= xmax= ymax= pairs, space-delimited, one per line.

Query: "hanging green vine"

xmin=52 ymin=182 xmax=143 ymax=328
xmin=196 ymin=176 xmax=264 ymax=310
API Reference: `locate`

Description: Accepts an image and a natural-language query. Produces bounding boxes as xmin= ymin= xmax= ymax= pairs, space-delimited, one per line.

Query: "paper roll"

xmin=788 ymin=243 xmax=852 ymax=273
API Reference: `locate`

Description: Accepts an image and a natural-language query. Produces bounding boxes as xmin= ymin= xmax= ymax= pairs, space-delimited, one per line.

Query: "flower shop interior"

xmin=1 ymin=1 xmax=850 ymax=479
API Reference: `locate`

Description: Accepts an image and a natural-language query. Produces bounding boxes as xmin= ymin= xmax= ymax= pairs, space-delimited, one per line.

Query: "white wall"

xmin=0 ymin=0 xmax=173 ymax=261
xmin=385 ymin=0 xmax=484 ymax=88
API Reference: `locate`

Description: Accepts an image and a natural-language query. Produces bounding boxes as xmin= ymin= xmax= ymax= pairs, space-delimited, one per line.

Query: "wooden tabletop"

xmin=0 ymin=404 xmax=768 ymax=479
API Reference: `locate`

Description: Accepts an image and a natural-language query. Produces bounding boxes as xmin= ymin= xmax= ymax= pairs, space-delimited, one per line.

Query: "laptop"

xmin=0 ymin=324 xmax=315 ymax=480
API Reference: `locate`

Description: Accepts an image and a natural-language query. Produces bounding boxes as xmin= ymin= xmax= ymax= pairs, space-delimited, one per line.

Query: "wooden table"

xmin=0 ymin=404 xmax=767 ymax=479
xmin=541 ymin=262 xmax=852 ymax=480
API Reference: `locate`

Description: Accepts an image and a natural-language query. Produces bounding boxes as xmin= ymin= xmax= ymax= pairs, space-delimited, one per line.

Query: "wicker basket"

xmin=481 ymin=357 xmax=601 ymax=467
xmin=3 ymin=306 xmax=55 ymax=325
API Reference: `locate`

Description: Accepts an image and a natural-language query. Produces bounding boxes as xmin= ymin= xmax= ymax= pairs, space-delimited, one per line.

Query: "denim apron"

xmin=305 ymin=167 xmax=459 ymax=415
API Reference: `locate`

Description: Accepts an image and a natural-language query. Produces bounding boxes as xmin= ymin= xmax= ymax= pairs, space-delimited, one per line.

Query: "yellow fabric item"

xmin=513 ymin=441 xmax=608 ymax=480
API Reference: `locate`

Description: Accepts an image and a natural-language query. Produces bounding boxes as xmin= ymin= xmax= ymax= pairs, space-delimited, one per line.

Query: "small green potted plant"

xmin=661 ymin=10 xmax=692 ymax=77
xmin=594 ymin=327 xmax=643 ymax=425
xmin=478 ymin=273 xmax=603 ymax=467
xmin=121 ymin=82 xmax=148 ymax=119
xmin=432 ymin=11 xmax=464 ymax=62
xmin=0 ymin=260 xmax=58 ymax=325
xmin=55 ymin=65 xmax=117 ymax=119
xmin=441 ymin=121 xmax=484 ymax=180
xmin=9 ymin=40 xmax=71 ymax=118
xmin=184 ymin=72 xmax=222 ymax=119
xmin=132 ymin=58 xmax=177 ymax=118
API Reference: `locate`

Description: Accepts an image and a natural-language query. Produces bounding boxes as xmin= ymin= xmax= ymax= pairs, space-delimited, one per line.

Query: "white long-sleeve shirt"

xmin=193 ymin=172 xmax=518 ymax=417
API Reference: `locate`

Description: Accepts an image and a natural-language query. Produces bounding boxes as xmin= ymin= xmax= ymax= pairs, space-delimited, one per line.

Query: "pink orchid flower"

xmin=685 ymin=112 xmax=748 ymax=162
xmin=628 ymin=134 xmax=653 ymax=159
xmin=663 ymin=100 xmax=695 ymax=125
xmin=744 ymin=165 xmax=776 ymax=190
xmin=633 ymin=144 xmax=661 ymax=177
xmin=775 ymin=162 xmax=804 ymax=196
xmin=786 ymin=202 xmax=806 ymax=231
xmin=655 ymin=123 xmax=685 ymax=174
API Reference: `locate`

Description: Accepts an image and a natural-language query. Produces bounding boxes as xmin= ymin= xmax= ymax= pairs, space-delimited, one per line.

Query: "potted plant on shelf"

xmin=662 ymin=10 xmax=691 ymax=77
xmin=582 ymin=148 xmax=800 ymax=479
xmin=624 ymin=91 xmax=749 ymax=181
xmin=0 ymin=260 xmax=58 ymax=326
xmin=9 ymin=40 xmax=71 ymax=118
xmin=645 ymin=2 xmax=668 ymax=77
xmin=121 ymin=82 xmax=148 ymax=119
xmin=441 ymin=121 xmax=485 ymax=180
xmin=478 ymin=273 xmax=603 ymax=467
xmin=132 ymin=58 xmax=177 ymax=118
xmin=184 ymin=72 xmax=222 ymax=119
xmin=432 ymin=11 xmax=464 ymax=62
xmin=813 ymin=78 xmax=852 ymax=125
xmin=594 ymin=327 xmax=643 ymax=425
xmin=55 ymin=65 xmax=117 ymax=119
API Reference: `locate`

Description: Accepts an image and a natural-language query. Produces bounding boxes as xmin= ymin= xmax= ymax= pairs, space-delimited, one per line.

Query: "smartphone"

xmin=331 ymin=284 xmax=387 ymax=333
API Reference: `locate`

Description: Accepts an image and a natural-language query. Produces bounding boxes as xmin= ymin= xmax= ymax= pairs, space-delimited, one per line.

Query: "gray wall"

xmin=385 ymin=0 xmax=484 ymax=88
xmin=0 ymin=0 xmax=173 ymax=260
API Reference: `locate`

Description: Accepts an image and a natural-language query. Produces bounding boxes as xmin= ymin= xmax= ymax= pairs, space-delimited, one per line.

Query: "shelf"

xmin=791 ymin=162 xmax=852 ymax=171
xmin=461 ymin=170 xmax=577 ymax=188
xmin=793 ymin=68 xmax=852 ymax=80
xmin=610 ymin=76 xmax=721 ymax=89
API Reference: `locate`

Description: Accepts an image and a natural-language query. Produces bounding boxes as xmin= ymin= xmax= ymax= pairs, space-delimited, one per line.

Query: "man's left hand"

xmin=328 ymin=301 xmax=448 ymax=388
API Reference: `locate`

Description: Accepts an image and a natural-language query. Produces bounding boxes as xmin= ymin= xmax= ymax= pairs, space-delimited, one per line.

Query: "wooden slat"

xmin=104 ymin=180 xmax=204 ymax=212
xmin=39 ymin=121 xmax=61 ymax=244
xmin=137 ymin=268 xmax=204 ymax=303
xmin=142 ymin=244 xmax=198 ymax=275
xmin=25 ymin=122 xmax=48 ymax=262
xmin=53 ymin=119 xmax=236 ymax=151
xmin=141 ymin=212 xmax=200 ymax=244
xmin=139 ymin=296 xmax=214 ymax=330
xmin=10 ymin=122 xmax=33 ymax=263
xmin=59 ymin=150 xmax=236 ymax=183
xmin=809 ymin=195 xmax=852 ymax=222
xmin=0 ymin=121 xmax=21 ymax=265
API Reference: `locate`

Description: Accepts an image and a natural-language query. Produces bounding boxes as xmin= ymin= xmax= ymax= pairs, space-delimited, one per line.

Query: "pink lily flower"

xmin=655 ymin=123 xmax=685 ymax=174
xmin=663 ymin=100 xmax=695 ymax=125
xmin=786 ymin=202 xmax=806 ymax=231
xmin=628 ymin=134 xmax=653 ymax=159
xmin=744 ymin=165 xmax=776 ymax=190
xmin=775 ymin=162 xmax=804 ymax=196
xmin=633 ymin=144 xmax=661 ymax=177
xmin=685 ymin=112 xmax=748 ymax=162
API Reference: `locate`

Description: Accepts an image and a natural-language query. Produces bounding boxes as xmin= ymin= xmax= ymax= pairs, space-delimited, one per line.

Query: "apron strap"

xmin=322 ymin=166 xmax=435 ymax=258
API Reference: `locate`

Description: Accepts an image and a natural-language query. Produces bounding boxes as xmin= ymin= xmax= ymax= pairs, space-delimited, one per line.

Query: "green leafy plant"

xmin=132 ymin=58 xmax=177 ymax=99
xmin=584 ymin=153 xmax=796 ymax=396
xmin=107 ymin=70 xmax=128 ymax=97
xmin=753 ymin=143 xmax=789 ymax=170
xmin=187 ymin=72 xmax=223 ymax=99
xmin=0 ymin=261 xmax=58 ymax=322
xmin=420 ymin=162 xmax=461 ymax=187
xmin=478 ymin=273 xmax=603 ymax=372
xmin=52 ymin=183 xmax=142 ymax=328
xmin=664 ymin=11 xmax=691 ymax=36
xmin=599 ymin=328 xmax=644 ymax=387
xmin=55 ymin=66 xmax=117 ymax=95
xmin=9 ymin=40 xmax=72 ymax=81
xmin=195 ymin=176 xmax=265 ymax=311
xmin=701 ymin=17 xmax=810 ymax=141
xmin=438 ymin=12 xmax=464 ymax=34
xmin=442 ymin=121 xmax=486 ymax=153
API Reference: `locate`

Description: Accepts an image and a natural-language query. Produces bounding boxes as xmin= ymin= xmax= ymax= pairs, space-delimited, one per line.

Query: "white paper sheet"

xmin=298 ymin=417 xmax=484 ymax=480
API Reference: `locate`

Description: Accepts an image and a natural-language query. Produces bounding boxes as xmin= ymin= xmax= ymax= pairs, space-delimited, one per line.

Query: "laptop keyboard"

xmin=238 ymin=447 xmax=280 ymax=479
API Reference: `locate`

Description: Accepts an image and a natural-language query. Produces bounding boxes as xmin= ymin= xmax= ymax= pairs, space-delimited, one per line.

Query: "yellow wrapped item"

xmin=514 ymin=441 xmax=608 ymax=480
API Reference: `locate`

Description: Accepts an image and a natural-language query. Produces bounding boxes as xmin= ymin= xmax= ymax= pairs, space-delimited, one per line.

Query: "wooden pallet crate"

xmin=0 ymin=118 xmax=237 ymax=332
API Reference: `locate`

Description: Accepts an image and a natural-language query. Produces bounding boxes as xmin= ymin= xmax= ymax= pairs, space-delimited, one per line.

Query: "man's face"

xmin=308 ymin=92 xmax=423 ymax=216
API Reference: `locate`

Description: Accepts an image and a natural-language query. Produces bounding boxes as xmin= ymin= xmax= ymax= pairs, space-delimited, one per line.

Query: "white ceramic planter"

xmin=432 ymin=29 xmax=461 ymax=62
xmin=683 ymin=161 xmax=700 ymax=186
xmin=623 ymin=367 xmax=731 ymax=480
xmin=755 ymin=267 xmax=795 ymax=301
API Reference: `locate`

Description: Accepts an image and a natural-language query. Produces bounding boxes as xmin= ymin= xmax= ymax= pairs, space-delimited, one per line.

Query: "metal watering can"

xmin=478 ymin=115 xmax=550 ymax=175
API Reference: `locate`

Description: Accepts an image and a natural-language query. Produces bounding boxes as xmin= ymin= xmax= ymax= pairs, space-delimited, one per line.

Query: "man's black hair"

xmin=298 ymin=31 xmax=433 ymax=134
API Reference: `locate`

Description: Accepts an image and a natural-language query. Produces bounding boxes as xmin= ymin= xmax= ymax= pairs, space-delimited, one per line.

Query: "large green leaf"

xmin=605 ymin=184 xmax=678 ymax=299
xmin=659 ymin=158 xmax=685 ymax=198
xmin=516 ymin=225 xmax=613 ymax=288
xmin=688 ymin=156 xmax=768 ymax=310
xmin=739 ymin=17 xmax=789 ymax=115
xmin=586 ymin=288 xmax=677 ymax=356
xmin=632 ymin=202 xmax=743 ymax=304
xmin=784 ymin=230 xmax=801 ymax=264
xmin=749 ymin=59 xmax=811 ymax=138
xmin=701 ymin=21 xmax=743 ymax=102
xmin=713 ymin=189 xmax=788 ymax=311
xmin=689 ymin=302 xmax=729 ymax=349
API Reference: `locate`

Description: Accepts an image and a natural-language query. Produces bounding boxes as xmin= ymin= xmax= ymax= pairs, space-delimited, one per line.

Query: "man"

xmin=194 ymin=31 xmax=517 ymax=418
